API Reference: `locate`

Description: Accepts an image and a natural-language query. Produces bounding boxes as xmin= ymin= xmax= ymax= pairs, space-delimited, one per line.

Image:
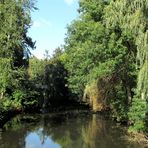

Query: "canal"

xmin=0 ymin=111 xmax=141 ymax=148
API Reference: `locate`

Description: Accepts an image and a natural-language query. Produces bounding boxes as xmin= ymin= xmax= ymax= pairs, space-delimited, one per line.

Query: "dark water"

xmin=0 ymin=111 xmax=142 ymax=148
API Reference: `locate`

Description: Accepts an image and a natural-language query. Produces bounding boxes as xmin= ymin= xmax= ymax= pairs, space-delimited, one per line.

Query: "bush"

xmin=128 ymin=96 xmax=146 ymax=132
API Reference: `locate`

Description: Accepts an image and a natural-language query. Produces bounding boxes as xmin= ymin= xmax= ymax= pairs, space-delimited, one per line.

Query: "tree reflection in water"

xmin=0 ymin=113 xmax=141 ymax=148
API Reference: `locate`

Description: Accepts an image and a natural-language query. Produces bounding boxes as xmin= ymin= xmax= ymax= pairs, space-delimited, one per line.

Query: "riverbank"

xmin=0 ymin=109 xmax=21 ymax=127
xmin=127 ymin=132 xmax=148 ymax=147
xmin=0 ymin=102 xmax=89 ymax=127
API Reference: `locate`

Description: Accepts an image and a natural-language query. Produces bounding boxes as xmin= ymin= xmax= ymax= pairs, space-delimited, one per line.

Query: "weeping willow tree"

xmin=105 ymin=0 xmax=148 ymax=132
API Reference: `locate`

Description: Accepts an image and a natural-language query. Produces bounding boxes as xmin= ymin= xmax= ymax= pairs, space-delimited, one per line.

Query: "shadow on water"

xmin=0 ymin=112 xmax=142 ymax=148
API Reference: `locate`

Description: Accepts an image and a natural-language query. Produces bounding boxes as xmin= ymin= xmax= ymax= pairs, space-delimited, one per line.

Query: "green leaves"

xmin=0 ymin=58 xmax=12 ymax=99
xmin=0 ymin=0 xmax=37 ymax=112
xmin=64 ymin=4 xmax=108 ymax=96
xmin=104 ymin=0 xmax=148 ymax=132
xmin=0 ymin=0 xmax=35 ymax=67
xmin=105 ymin=0 xmax=148 ymax=98
xmin=63 ymin=0 xmax=148 ymax=133
xmin=128 ymin=96 xmax=147 ymax=132
xmin=28 ymin=54 xmax=69 ymax=107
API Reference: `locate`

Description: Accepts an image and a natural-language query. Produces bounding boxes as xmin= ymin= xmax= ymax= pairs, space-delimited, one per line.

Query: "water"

xmin=0 ymin=112 xmax=142 ymax=148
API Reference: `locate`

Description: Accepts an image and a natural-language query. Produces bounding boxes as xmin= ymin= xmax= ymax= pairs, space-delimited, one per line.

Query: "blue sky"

xmin=28 ymin=0 xmax=79 ymax=59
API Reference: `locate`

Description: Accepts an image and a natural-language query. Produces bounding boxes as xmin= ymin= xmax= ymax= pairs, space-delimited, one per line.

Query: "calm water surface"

xmin=0 ymin=112 xmax=142 ymax=148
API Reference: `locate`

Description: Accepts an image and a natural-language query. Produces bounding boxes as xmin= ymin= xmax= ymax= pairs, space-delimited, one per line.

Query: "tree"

xmin=0 ymin=58 xmax=12 ymax=100
xmin=64 ymin=0 xmax=108 ymax=97
xmin=64 ymin=0 xmax=137 ymax=118
xmin=105 ymin=0 xmax=148 ymax=132
xmin=28 ymin=49 xmax=69 ymax=109
xmin=0 ymin=0 xmax=37 ymax=111
xmin=0 ymin=0 xmax=36 ymax=67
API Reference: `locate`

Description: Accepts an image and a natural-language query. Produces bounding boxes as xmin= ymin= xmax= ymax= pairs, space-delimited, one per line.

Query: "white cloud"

xmin=32 ymin=21 xmax=41 ymax=28
xmin=64 ymin=0 xmax=74 ymax=5
xmin=32 ymin=18 xmax=52 ymax=28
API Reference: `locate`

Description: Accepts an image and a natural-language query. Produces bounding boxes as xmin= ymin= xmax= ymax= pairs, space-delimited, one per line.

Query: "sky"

xmin=28 ymin=0 xmax=79 ymax=59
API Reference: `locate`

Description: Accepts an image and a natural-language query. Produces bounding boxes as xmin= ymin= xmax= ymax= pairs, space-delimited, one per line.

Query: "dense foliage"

xmin=28 ymin=50 xmax=70 ymax=110
xmin=0 ymin=0 xmax=37 ymax=111
xmin=0 ymin=0 xmax=147 ymax=135
xmin=0 ymin=1 xmax=70 ymax=113
xmin=64 ymin=0 xmax=148 ymax=133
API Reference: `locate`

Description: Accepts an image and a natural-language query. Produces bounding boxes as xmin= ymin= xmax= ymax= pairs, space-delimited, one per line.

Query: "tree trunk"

xmin=0 ymin=92 xmax=4 ymax=100
xmin=127 ymin=86 xmax=132 ymax=105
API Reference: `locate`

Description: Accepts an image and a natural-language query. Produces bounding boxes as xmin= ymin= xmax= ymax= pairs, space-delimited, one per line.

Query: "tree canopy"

xmin=0 ymin=0 xmax=147 ymax=134
xmin=64 ymin=0 xmax=148 ymax=132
